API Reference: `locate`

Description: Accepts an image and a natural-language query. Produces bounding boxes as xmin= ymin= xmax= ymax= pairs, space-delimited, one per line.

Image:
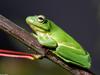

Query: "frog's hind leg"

xmin=53 ymin=45 xmax=91 ymax=69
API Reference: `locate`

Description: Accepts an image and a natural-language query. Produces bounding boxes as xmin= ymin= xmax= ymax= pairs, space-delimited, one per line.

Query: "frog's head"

xmin=26 ymin=15 xmax=50 ymax=32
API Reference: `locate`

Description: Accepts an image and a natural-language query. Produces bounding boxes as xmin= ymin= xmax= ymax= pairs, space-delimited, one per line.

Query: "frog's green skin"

xmin=26 ymin=15 xmax=91 ymax=69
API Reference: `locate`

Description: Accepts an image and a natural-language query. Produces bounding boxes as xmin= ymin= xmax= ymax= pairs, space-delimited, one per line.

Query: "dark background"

xmin=0 ymin=0 xmax=100 ymax=75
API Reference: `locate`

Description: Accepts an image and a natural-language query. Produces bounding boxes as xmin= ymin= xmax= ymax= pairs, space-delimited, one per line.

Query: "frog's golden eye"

xmin=37 ymin=15 xmax=45 ymax=23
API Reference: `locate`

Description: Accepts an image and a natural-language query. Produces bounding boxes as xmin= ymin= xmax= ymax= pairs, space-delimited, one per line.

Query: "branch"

xmin=0 ymin=15 xmax=94 ymax=75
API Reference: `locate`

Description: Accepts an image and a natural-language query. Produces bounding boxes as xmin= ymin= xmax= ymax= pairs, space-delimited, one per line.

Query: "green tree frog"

xmin=26 ymin=15 xmax=91 ymax=69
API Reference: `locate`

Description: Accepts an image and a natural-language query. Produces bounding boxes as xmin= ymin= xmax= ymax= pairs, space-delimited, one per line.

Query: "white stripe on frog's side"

xmin=58 ymin=43 xmax=86 ymax=55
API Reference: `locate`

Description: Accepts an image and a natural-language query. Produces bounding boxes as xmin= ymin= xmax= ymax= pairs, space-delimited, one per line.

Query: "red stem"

xmin=0 ymin=49 xmax=34 ymax=60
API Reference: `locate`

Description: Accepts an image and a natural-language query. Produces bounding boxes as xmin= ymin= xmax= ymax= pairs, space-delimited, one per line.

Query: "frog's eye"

xmin=37 ymin=15 xmax=45 ymax=23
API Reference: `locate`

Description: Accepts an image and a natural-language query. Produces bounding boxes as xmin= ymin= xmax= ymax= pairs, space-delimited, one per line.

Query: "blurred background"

xmin=0 ymin=0 xmax=100 ymax=75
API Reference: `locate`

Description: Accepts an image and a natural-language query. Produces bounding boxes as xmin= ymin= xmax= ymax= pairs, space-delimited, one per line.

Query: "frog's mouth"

xmin=29 ymin=24 xmax=48 ymax=33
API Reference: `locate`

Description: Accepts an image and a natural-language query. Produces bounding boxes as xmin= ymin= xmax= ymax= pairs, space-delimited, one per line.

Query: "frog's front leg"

xmin=37 ymin=35 xmax=57 ymax=48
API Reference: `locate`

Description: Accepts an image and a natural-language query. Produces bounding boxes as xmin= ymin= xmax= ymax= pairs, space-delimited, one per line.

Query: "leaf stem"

xmin=0 ymin=49 xmax=34 ymax=60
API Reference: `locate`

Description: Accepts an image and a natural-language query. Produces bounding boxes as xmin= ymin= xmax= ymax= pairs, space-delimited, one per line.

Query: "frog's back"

xmin=49 ymin=21 xmax=91 ymax=68
xmin=50 ymin=22 xmax=83 ymax=49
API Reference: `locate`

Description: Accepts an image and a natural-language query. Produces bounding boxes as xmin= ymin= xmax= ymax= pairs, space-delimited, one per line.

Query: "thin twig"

xmin=0 ymin=49 xmax=35 ymax=60
xmin=0 ymin=15 xmax=94 ymax=75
